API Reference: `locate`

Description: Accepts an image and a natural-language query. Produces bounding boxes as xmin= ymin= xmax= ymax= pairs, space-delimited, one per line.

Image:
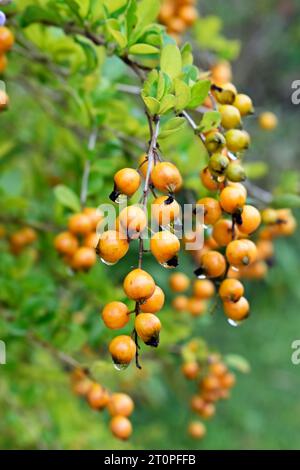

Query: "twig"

xmin=80 ymin=128 xmax=98 ymax=208
xmin=244 ymin=180 xmax=273 ymax=205
xmin=180 ymin=110 xmax=206 ymax=145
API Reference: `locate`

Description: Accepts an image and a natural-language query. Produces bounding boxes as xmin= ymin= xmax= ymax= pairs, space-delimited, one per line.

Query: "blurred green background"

xmin=0 ymin=0 xmax=300 ymax=450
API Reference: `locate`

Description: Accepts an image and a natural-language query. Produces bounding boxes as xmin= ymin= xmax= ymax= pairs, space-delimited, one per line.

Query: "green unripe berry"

xmin=226 ymin=161 xmax=246 ymax=182
xmin=209 ymin=153 xmax=230 ymax=175
xmin=205 ymin=131 xmax=226 ymax=153
xmin=225 ymin=129 xmax=250 ymax=152
xmin=214 ymin=83 xmax=237 ymax=105
xmin=233 ymin=94 xmax=254 ymax=116
xmin=219 ymin=105 xmax=242 ymax=129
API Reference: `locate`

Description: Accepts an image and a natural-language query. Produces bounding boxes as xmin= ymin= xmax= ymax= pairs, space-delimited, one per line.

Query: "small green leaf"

xmin=135 ymin=0 xmax=160 ymax=32
xmin=174 ymin=78 xmax=191 ymax=111
xmin=224 ymin=354 xmax=251 ymax=374
xmin=160 ymin=44 xmax=182 ymax=79
xmin=54 ymin=185 xmax=81 ymax=212
xmin=272 ymin=193 xmax=300 ymax=209
xmin=156 ymin=72 xmax=166 ymax=101
xmin=74 ymin=36 xmax=98 ymax=73
xmin=188 ymin=79 xmax=211 ymax=109
xmin=181 ymin=42 xmax=193 ymax=67
xmin=198 ymin=111 xmax=221 ymax=133
xmin=128 ymin=43 xmax=159 ymax=54
xmin=158 ymin=94 xmax=176 ymax=114
xmin=106 ymin=19 xmax=127 ymax=49
xmin=20 ymin=5 xmax=60 ymax=27
xmin=142 ymin=96 xmax=160 ymax=115
xmin=159 ymin=117 xmax=186 ymax=139
xmin=244 ymin=162 xmax=268 ymax=180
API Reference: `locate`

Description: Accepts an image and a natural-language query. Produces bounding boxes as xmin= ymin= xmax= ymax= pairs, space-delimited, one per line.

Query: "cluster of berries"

xmin=181 ymin=341 xmax=236 ymax=440
xmin=170 ymin=272 xmax=214 ymax=317
xmin=7 ymin=226 xmax=37 ymax=255
xmin=54 ymin=208 xmax=102 ymax=271
xmin=159 ymin=0 xmax=198 ymax=40
xmin=0 ymin=21 xmax=14 ymax=110
xmin=71 ymin=368 xmax=134 ymax=440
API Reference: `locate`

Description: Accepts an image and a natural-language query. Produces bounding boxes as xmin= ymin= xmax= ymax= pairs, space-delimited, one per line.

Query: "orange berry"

xmin=159 ymin=2 xmax=175 ymax=23
xmin=0 ymin=27 xmax=14 ymax=54
xmin=68 ymin=213 xmax=92 ymax=235
xmin=199 ymin=251 xmax=226 ymax=278
xmin=117 ymin=205 xmax=147 ymax=240
xmin=54 ymin=231 xmax=79 ymax=256
xmin=114 ymin=168 xmax=141 ymax=197
xmin=20 ymin=227 xmax=37 ymax=244
xmin=201 ymin=374 xmax=220 ymax=392
xmin=72 ymin=378 xmax=93 ymax=397
xmin=193 ymin=279 xmax=215 ymax=299
xmin=198 ymin=402 xmax=216 ymax=419
xmin=172 ymin=295 xmax=188 ymax=312
xmin=219 ymin=185 xmax=247 ymax=214
xmin=179 ymin=5 xmax=198 ymax=25
xmin=223 ymin=296 xmax=249 ymax=321
xmin=211 ymin=61 xmax=232 ymax=86
xmin=188 ymin=421 xmax=206 ymax=439
xmin=226 ymin=239 xmax=257 ymax=267
xmin=238 ymin=205 xmax=261 ymax=234
xmin=0 ymin=89 xmax=9 ymax=110
xmin=233 ymin=93 xmax=254 ymax=116
xmin=138 ymin=154 xmax=149 ymax=178
xmin=256 ymin=239 xmax=274 ymax=260
xmin=123 ymin=268 xmax=155 ymax=301
xmin=219 ymin=104 xmax=242 ymax=129
xmin=220 ymin=372 xmax=236 ymax=389
xmin=182 ymin=361 xmax=200 ymax=380
xmin=219 ymin=278 xmax=244 ymax=302
xmin=110 ymin=416 xmax=132 ymax=440
xmin=214 ymin=82 xmax=237 ymax=105
xmin=97 ymin=230 xmax=129 ymax=264
xmin=72 ymin=246 xmax=96 ymax=270
xmin=140 ymin=285 xmax=165 ymax=313
xmin=151 ymin=162 xmax=182 ymax=193
xmin=191 ymin=395 xmax=205 ymax=413
xmin=225 ymin=129 xmax=250 ymax=152
xmin=83 ymin=232 xmax=99 ymax=248
xmin=83 ymin=207 xmax=103 ymax=229
xmin=259 ymin=111 xmax=278 ymax=131
xmin=151 ymin=195 xmax=180 ymax=226
xmin=168 ymin=16 xmax=186 ymax=33
xmin=187 ymin=297 xmax=207 ymax=316
xmin=135 ymin=313 xmax=161 ymax=347
xmin=169 ymin=272 xmax=190 ymax=292
xmin=150 ymin=230 xmax=180 ymax=267
xmin=196 ymin=197 xmax=222 ymax=225
xmin=212 ymin=219 xmax=237 ymax=246
xmin=209 ymin=361 xmax=228 ymax=376
xmin=109 ymin=335 xmax=136 ymax=366
xmin=0 ymin=54 xmax=7 ymax=73
xmin=102 ymin=301 xmax=129 ymax=330
xmin=108 ymin=393 xmax=134 ymax=417
xmin=87 ymin=383 xmax=110 ymax=410
xmin=200 ymin=167 xmax=219 ymax=191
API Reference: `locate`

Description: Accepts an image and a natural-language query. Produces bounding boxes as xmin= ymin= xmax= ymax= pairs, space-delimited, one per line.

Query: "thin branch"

xmin=80 ymin=128 xmax=98 ymax=208
xmin=180 ymin=110 xmax=206 ymax=144
xmin=244 ymin=180 xmax=273 ymax=205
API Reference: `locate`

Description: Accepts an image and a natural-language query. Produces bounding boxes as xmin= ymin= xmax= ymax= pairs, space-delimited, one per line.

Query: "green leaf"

xmin=156 ymin=71 xmax=166 ymax=101
xmin=54 ymin=185 xmax=81 ymax=212
xmin=198 ymin=111 xmax=221 ymax=133
xmin=74 ymin=36 xmax=98 ymax=73
xmin=224 ymin=354 xmax=251 ymax=374
xmin=181 ymin=42 xmax=193 ymax=67
xmin=20 ymin=5 xmax=60 ymax=27
xmin=142 ymin=96 xmax=160 ymax=115
xmin=106 ymin=19 xmax=127 ymax=49
xmin=188 ymin=79 xmax=211 ymax=109
xmin=135 ymin=0 xmax=160 ymax=32
xmin=244 ymin=162 xmax=268 ymax=179
xmin=174 ymin=78 xmax=191 ymax=111
xmin=158 ymin=94 xmax=176 ymax=114
xmin=160 ymin=44 xmax=182 ymax=79
xmin=128 ymin=43 xmax=159 ymax=54
xmin=271 ymin=194 xmax=300 ymax=209
xmin=159 ymin=117 xmax=186 ymax=139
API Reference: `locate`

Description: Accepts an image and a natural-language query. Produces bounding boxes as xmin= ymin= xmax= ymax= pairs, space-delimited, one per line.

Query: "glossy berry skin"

xmin=209 ymin=152 xmax=229 ymax=175
xmin=219 ymin=105 xmax=242 ymax=129
xmin=188 ymin=421 xmax=206 ymax=439
xmin=110 ymin=416 xmax=132 ymax=440
xmin=150 ymin=230 xmax=180 ymax=266
xmin=117 ymin=205 xmax=147 ymax=240
xmin=223 ymin=296 xmax=249 ymax=321
xmin=212 ymin=219 xmax=237 ymax=246
xmin=187 ymin=297 xmax=207 ymax=316
xmin=200 ymin=167 xmax=219 ymax=191
xmin=193 ymin=279 xmax=215 ymax=300
xmin=109 ymin=335 xmax=136 ymax=366
xmin=0 ymin=53 xmax=7 ymax=73
xmin=135 ymin=313 xmax=161 ymax=347
xmin=114 ymin=168 xmax=141 ymax=197
xmin=209 ymin=361 xmax=228 ymax=377
xmin=72 ymin=378 xmax=93 ymax=397
xmin=72 ymin=247 xmax=96 ymax=270
xmin=201 ymin=374 xmax=220 ymax=392
xmin=151 ymin=195 xmax=180 ymax=226
xmin=259 ymin=112 xmax=278 ymax=131
xmin=140 ymin=285 xmax=165 ymax=313
xmin=214 ymin=82 xmax=237 ymax=105
xmin=219 ymin=185 xmax=247 ymax=214
xmin=226 ymin=239 xmax=257 ymax=267
xmin=102 ymin=301 xmax=129 ymax=329
xmin=169 ymin=272 xmax=190 ymax=292
xmin=182 ymin=361 xmax=200 ymax=380
xmin=0 ymin=27 xmax=14 ymax=54
xmin=220 ymin=372 xmax=236 ymax=389
xmin=83 ymin=232 xmax=99 ymax=249
xmin=226 ymin=161 xmax=246 ymax=183
xmin=200 ymin=251 xmax=226 ymax=278
xmin=238 ymin=205 xmax=261 ymax=234
xmin=172 ymin=295 xmax=188 ymax=312
xmin=204 ymin=131 xmax=226 ymax=153
xmin=151 ymin=162 xmax=182 ymax=193
xmin=197 ymin=197 xmax=222 ymax=226
xmin=219 ymin=278 xmax=244 ymax=302
xmin=225 ymin=129 xmax=250 ymax=152
xmin=97 ymin=230 xmax=129 ymax=264
xmin=87 ymin=383 xmax=110 ymax=410
xmin=83 ymin=207 xmax=103 ymax=230
xmin=233 ymin=93 xmax=254 ymax=116
xmin=123 ymin=268 xmax=155 ymax=301
xmin=68 ymin=213 xmax=92 ymax=235
xmin=108 ymin=393 xmax=134 ymax=417
xmin=54 ymin=231 xmax=79 ymax=256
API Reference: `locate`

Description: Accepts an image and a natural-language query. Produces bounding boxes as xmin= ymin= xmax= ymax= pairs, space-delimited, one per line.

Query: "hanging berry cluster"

xmin=0 ymin=12 xmax=14 ymax=111
xmin=71 ymin=368 xmax=134 ymax=441
xmin=159 ymin=0 xmax=198 ymax=39
xmin=1 ymin=226 xmax=38 ymax=256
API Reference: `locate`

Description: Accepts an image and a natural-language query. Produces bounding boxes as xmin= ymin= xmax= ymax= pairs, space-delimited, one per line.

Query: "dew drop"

xmin=113 ymin=363 xmax=129 ymax=371
xmin=197 ymin=274 xmax=207 ymax=279
xmin=231 ymin=266 xmax=240 ymax=272
xmin=227 ymin=318 xmax=241 ymax=327
xmin=160 ymin=261 xmax=176 ymax=269
xmin=100 ymin=257 xmax=117 ymax=266
xmin=115 ymin=194 xmax=128 ymax=204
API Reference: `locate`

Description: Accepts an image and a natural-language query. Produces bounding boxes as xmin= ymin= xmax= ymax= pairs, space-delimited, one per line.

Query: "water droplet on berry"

xmin=115 ymin=194 xmax=127 ymax=204
xmin=160 ymin=261 xmax=176 ymax=269
xmin=113 ymin=363 xmax=129 ymax=371
xmin=227 ymin=318 xmax=241 ymax=327
xmin=100 ymin=257 xmax=117 ymax=266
